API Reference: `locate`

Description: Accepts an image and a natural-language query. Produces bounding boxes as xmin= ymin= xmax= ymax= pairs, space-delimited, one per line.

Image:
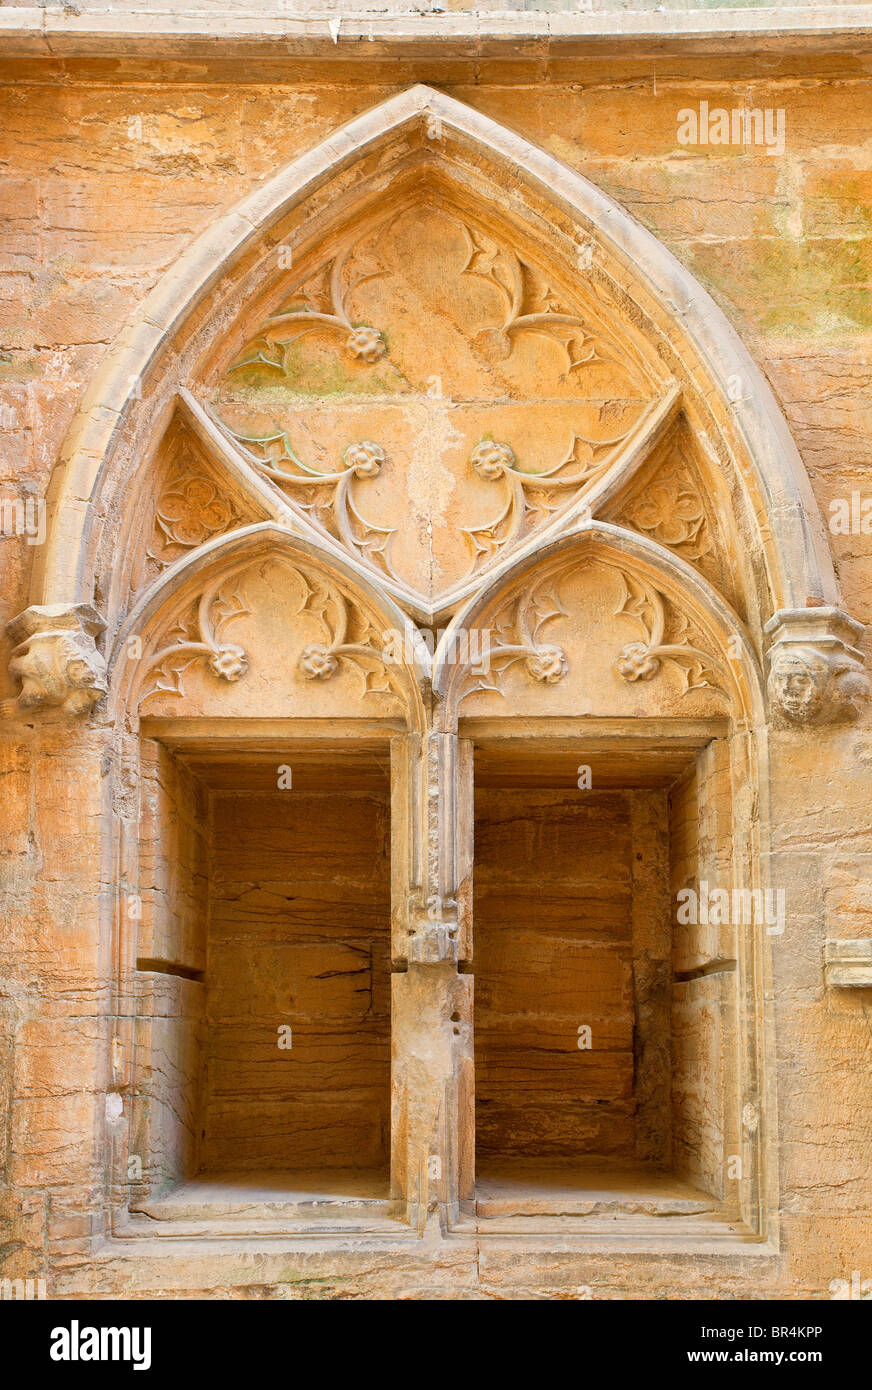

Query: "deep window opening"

xmin=132 ymin=739 xmax=395 ymax=1223
xmin=471 ymin=738 xmax=742 ymax=1231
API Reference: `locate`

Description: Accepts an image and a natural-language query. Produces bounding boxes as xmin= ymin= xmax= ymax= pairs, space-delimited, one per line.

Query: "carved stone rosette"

xmin=1 ymin=603 xmax=108 ymax=717
xmin=765 ymin=607 xmax=870 ymax=726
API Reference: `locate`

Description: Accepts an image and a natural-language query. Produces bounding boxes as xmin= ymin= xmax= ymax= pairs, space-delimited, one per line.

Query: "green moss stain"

xmin=228 ymin=339 xmax=408 ymax=397
xmin=690 ymin=237 xmax=872 ymax=337
xmin=805 ymin=177 xmax=872 ymax=241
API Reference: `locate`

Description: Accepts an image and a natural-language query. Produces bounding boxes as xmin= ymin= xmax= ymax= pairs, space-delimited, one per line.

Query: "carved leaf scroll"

xmin=139 ymin=561 xmax=408 ymax=711
xmin=451 ymin=562 xmax=730 ymax=708
xmin=227 ymin=232 xmax=389 ymax=376
xmin=293 ymin=566 xmax=403 ymax=700
xmin=456 ymin=573 xmax=570 ymax=705
xmin=140 ymin=580 xmax=251 ymax=705
xmin=612 ymin=571 xmax=728 ymax=697
xmin=206 ymin=202 xmax=660 ymax=612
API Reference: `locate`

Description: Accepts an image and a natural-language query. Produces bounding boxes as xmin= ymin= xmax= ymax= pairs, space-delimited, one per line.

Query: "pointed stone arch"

xmin=5 ymin=83 xmax=865 ymax=1252
xmin=8 ymin=83 xmax=865 ymax=728
xmin=431 ymin=521 xmax=765 ymax=731
xmin=428 ymin=522 xmax=780 ymax=1243
xmin=108 ymin=523 xmax=430 ymax=733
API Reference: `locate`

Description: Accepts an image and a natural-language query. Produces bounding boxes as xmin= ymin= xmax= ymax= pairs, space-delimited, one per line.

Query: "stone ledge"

xmin=5 ymin=6 xmax=872 ymax=61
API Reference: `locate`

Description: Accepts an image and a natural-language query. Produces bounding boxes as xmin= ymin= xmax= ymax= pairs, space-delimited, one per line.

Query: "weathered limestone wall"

xmin=1 ymin=42 xmax=871 ymax=1297
xmin=0 ymin=721 xmax=107 ymax=1278
xmin=765 ymin=727 xmax=872 ymax=1291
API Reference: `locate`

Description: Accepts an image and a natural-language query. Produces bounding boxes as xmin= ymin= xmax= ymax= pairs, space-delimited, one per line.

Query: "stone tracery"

xmin=134 ymin=550 xmax=417 ymax=716
xmin=200 ymin=196 xmax=665 ymax=618
xmin=5 ymin=107 xmax=864 ymax=725
xmin=151 ymin=467 xmax=241 ymax=565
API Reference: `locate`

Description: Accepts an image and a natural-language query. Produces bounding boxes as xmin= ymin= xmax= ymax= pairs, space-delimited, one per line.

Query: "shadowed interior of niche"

xmin=129 ymin=730 xmax=748 ymax=1235
xmin=470 ymin=738 xmax=741 ymax=1229
xmin=132 ymin=738 xmax=398 ymax=1221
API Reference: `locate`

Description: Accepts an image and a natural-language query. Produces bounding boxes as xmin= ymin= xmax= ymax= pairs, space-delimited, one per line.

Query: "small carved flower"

xmin=343 ymin=441 xmax=385 ymax=478
xmin=616 ymin=642 xmax=661 ymax=682
xmin=299 ymin=643 xmax=339 ymax=680
xmin=474 ymin=326 xmax=513 ymax=362
xmin=345 ymin=325 xmax=386 ymax=363
xmin=471 ymin=440 xmax=516 ymax=481
xmin=525 ymin=643 xmax=568 ymax=684
xmin=157 ymin=477 xmax=233 ymax=548
xmin=209 ymin=644 xmax=249 ymax=682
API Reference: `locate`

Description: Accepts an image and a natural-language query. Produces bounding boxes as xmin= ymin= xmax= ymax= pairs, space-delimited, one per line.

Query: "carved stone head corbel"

xmin=765 ymin=607 xmax=869 ymax=726
xmin=2 ymin=603 xmax=108 ymax=718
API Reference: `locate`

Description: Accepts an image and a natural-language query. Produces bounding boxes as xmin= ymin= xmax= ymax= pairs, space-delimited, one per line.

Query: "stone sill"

xmin=4 ymin=6 xmax=872 ymax=60
xmin=112 ymin=1174 xmax=767 ymax=1251
xmin=106 ymin=1225 xmax=773 ymax=1258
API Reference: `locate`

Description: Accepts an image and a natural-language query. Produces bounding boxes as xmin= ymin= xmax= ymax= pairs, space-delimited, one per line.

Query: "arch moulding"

xmin=2 ymin=84 xmax=867 ymax=732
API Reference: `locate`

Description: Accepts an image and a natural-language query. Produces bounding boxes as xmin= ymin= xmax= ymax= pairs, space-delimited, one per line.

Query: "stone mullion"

xmin=729 ymin=725 xmax=768 ymax=1236
xmin=389 ymin=732 xmax=474 ymax=1231
xmin=104 ymin=729 xmax=145 ymax=1223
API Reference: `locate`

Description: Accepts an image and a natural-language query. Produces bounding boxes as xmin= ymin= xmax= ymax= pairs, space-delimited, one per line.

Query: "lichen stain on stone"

xmin=689 ymin=240 xmax=872 ymax=337
xmin=231 ymin=340 xmax=408 ymax=397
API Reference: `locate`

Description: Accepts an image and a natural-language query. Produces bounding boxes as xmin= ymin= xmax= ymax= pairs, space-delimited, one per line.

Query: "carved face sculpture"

xmin=8 ymin=631 xmax=107 ymax=713
xmin=8 ymin=634 xmax=59 ymax=707
xmin=768 ymin=648 xmax=828 ymax=722
xmin=836 ymin=667 xmax=871 ymax=719
xmin=470 ymin=440 xmax=515 ymax=481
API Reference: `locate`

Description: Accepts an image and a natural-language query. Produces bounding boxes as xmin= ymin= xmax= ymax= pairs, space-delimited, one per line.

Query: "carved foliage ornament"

xmin=226 ymin=214 xmax=627 ymax=383
xmin=140 ymin=579 xmax=251 ymax=705
xmin=458 ymin=576 xmax=570 ymax=704
xmin=211 ymin=418 xmax=395 ymax=579
xmin=612 ymin=572 xmax=729 ymax=697
xmin=150 ymin=466 xmax=240 ymax=567
xmin=227 ymin=237 xmax=388 ymax=375
xmin=623 ymin=465 xmax=710 ymax=562
xmin=458 ymin=220 xmax=628 ymax=373
xmin=453 ymin=563 xmax=729 ymax=707
xmin=210 ymin=204 xmax=652 ymax=607
xmin=293 ymin=567 xmax=406 ymax=701
xmin=464 ymin=430 xmax=629 ymax=574
xmin=137 ymin=561 xmax=407 ymax=711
